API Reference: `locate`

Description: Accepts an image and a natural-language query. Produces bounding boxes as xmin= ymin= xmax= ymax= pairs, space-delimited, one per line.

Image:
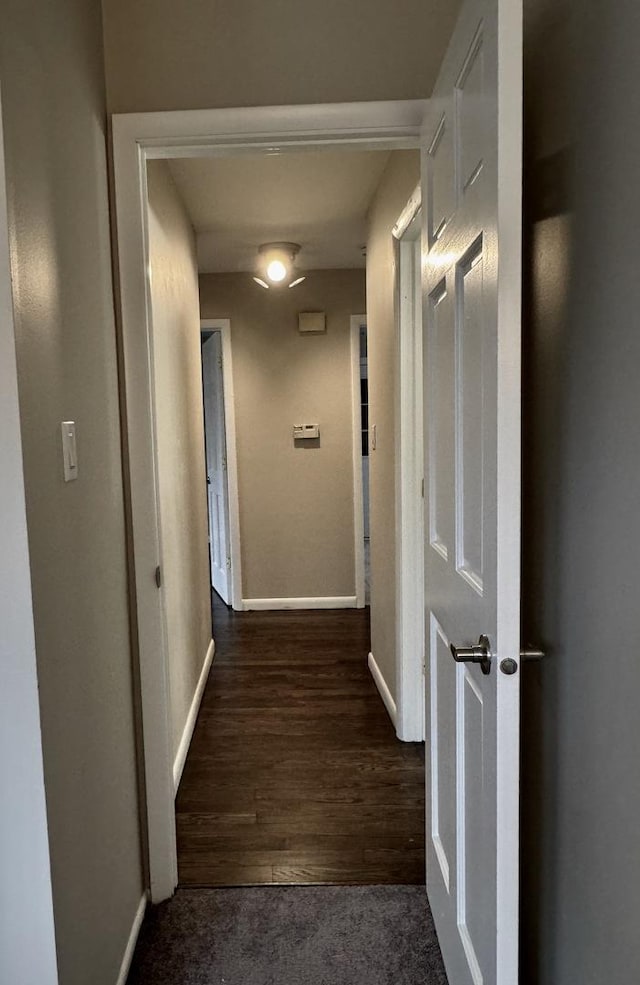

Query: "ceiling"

xmin=167 ymin=148 xmax=393 ymax=274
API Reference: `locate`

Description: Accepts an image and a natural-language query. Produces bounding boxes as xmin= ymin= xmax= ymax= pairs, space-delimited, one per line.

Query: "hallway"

xmin=176 ymin=597 xmax=425 ymax=886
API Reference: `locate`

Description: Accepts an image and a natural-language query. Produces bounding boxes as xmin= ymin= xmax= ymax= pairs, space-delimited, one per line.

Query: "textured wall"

xmin=365 ymin=151 xmax=420 ymax=700
xmin=101 ymin=0 xmax=461 ymax=113
xmin=0 ymin=0 xmax=143 ymax=982
xmin=147 ymin=161 xmax=212 ymax=757
xmin=199 ymin=270 xmax=365 ymax=602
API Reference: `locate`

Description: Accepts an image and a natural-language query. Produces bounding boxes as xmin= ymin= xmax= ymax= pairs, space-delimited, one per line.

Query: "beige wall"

xmin=0 ymin=1 xmax=143 ymax=983
xmin=521 ymin=0 xmax=640 ymax=981
xmin=365 ymin=151 xmax=420 ymax=700
xmin=200 ymin=270 xmax=365 ymax=602
xmin=147 ymin=161 xmax=212 ymax=757
xmin=101 ymin=0 xmax=460 ymax=114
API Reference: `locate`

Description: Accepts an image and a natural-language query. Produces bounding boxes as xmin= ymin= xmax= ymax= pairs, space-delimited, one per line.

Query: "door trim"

xmin=350 ymin=314 xmax=367 ymax=609
xmin=393 ymin=186 xmax=425 ymax=742
xmin=201 ymin=319 xmax=243 ymax=611
xmin=111 ymin=99 xmax=425 ymax=901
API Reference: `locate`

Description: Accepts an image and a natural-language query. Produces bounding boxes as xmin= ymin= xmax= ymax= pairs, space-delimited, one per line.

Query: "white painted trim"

xmin=393 ymin=195 xmax=426 ymax=743
xmin=0 ymin=84 xmax=59 ymax=984
xmin=243 ymin=596 xmax=357 ymax=611
xmin=367 ymin=652 xmax=397 ymax=727
xmin=172 ymin=639 xmax=215 ymax=792
xmin=392 ymin=182 xmax=422 ymax=240
xmin=111 ymin=99 xmax=425 ymax=903
xmin=201 ymin=319 xmax=243 ymax=611
xmin=114 ymin=134 xmax=178 ymax=903
xmin=115 ymin=894 xmax=147 ymax=985
xmin=495 ymin=2 xmax=524 ymax=980
xmin=350 ymin=315 xmax=367 ymax=608
xmin=112 ymin=101 xmax=427 ymax=158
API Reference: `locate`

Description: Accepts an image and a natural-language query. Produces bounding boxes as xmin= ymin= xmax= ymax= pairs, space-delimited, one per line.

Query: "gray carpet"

xmin=127 ymin=886 xmax=448 ymax=984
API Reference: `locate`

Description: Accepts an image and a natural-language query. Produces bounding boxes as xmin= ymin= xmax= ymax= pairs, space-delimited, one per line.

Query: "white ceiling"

xmin=167 ymin=148 xmax=393 ymax=273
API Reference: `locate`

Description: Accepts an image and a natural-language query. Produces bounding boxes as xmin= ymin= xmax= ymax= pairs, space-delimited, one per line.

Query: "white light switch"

xmin=61 ymin=421 xmax=78 ymax=482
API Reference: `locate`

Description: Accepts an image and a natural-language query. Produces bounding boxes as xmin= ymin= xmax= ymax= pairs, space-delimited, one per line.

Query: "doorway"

xmin=359 ymin=320 xmax=371 ymax=604
xmin=350 ymin=314 xmax=369 ymax=609
xmin=112 ymin=101 xmax=425 ymax=899
xmin=200 ymin=319 xmax=242 ymax=610
xmin=201 ymin=330 xmax=230 ymax=603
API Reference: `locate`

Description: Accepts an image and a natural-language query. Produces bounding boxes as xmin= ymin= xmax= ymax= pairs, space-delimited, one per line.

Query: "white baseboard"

xmin=172 ymin=638 xmax=215 ymax=792
xmin=242 ymin=596 xmax=357 ymax=611
xmin=115 ymin=893 xmax=147 ymax=985
xmin=368 ymin=651 xmax=397 ymax=726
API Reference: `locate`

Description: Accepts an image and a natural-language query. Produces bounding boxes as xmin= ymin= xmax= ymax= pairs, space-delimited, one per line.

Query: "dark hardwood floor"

xmin=176 ymin=594 xmax=425 ymax=886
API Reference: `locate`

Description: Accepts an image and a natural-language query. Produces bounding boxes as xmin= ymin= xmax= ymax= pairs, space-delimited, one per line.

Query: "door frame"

xmin=350 ymin=314 xmax=367 ymax=609
xmin=393 ymin=185 xmax=425 ymax=742
xmin=111 ymin=99 xmax=426 ymax=901
xmin=200 ymin=318 xmax=243 ymax=611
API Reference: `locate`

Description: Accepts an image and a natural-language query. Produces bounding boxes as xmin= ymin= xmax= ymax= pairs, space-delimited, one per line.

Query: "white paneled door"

xmin=202 ymin=331 xmax=231 ymax=604
xmin=422 ymin=0 xmax=522 ymax=983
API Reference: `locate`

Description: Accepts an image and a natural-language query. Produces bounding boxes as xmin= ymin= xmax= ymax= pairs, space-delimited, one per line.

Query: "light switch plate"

xmin=61 ymin=421 xmax=78 ymax=482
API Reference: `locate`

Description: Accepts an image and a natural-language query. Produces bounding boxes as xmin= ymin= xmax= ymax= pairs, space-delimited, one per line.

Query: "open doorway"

xmin=350 ymin=313 xmax=369 ymax=609
xmin=200 ymin=319 xmax=242 ymax=610
xmin=360 ymin=321 xmax=371 ymax=604
xmin=156 ymin=148 xmax=427 ymax=889
xmin=201 ymin=329 xmax=230 ymax=604
xmin=116 ymin=105 xmax=423 ymax=898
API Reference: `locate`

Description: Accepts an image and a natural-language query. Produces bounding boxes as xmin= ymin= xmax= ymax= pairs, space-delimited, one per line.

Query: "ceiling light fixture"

xmin=254 ymin=242 xmax=306 ymax=289
xmin=266 ymin=259 xmax=287 ymax=282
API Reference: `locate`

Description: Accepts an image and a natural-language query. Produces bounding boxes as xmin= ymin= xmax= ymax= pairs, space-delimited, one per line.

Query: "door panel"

xmin=427 ymin=114 xmax=455 ymax=245
xmin=428 ymin=280 xmax=455 ymax=562
xmin=422 ymin=0 xmax=522 ymax=982
xmin=456 ymin=243 xmax=485 ymax=593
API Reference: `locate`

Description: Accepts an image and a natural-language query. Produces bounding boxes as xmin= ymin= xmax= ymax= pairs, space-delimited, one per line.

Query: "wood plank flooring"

xmin=176 ymin=596 xmax=425 ymax=886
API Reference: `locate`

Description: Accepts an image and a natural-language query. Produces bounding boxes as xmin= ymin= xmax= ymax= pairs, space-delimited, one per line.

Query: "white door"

xmin=422 ymin=0 xmax=522 ymax=982
xmin=202 ymin=332 xmax=231 ymax=604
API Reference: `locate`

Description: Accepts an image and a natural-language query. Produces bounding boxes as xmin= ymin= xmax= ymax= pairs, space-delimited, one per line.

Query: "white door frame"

xmin=0 ymin=86 xmax=59 ymax=983
xmin=111 ymin=100 xmax=426 ymax=901
xmin=393 ymin=185 xmax=425 ymax=742
xmin=200 ymin=318 xmax=243 ymax=611
xmin=350 ymin=314 xmax=367 ymax=608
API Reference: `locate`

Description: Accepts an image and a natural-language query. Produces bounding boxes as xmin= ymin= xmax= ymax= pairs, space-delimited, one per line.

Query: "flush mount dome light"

xmin=253 ymin=242 xmax=306 ymax=289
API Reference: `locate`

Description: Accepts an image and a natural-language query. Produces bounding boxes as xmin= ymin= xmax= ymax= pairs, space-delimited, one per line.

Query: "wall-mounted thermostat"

xmin=293 ymin=424 xmax=320 ymax=441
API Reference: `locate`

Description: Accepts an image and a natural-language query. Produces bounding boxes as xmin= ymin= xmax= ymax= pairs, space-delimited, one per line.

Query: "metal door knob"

xmin=450 ymin=634 xmax=492 ymax=675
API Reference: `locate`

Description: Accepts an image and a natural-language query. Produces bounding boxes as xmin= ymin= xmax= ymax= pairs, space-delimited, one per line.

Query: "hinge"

xmin=222 ymin=455 xmax=227 ymax=471
xmin=155 ymin=565 xmax=162 ymax=588
xmin=421 ymin=477 xmax=424 ymax=498
xmin=218 ymin=355 xmax=223 ymax=370
xmin=226 ymin=555 xmax=232 ymax=569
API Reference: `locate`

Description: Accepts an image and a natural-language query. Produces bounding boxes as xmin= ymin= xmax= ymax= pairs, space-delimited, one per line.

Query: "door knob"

xmin=450 ymin=634 xmax=492 ymax=676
